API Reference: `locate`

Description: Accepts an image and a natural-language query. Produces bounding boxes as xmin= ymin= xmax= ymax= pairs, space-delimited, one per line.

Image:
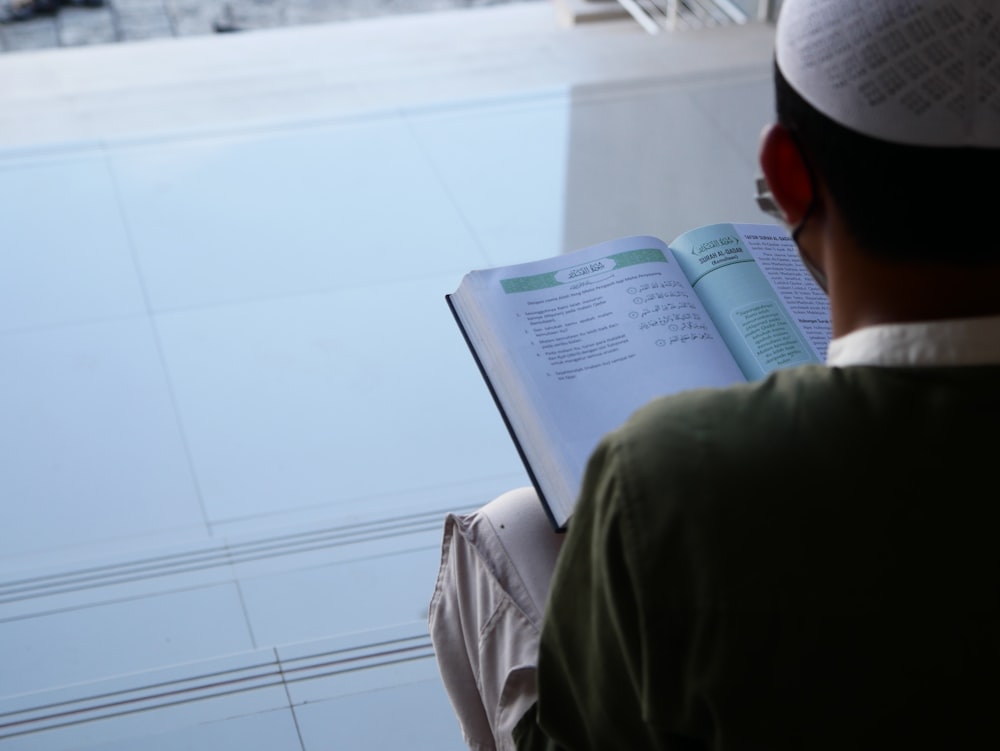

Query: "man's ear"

xmin=758 ymin=124 xmax=814 ymax=227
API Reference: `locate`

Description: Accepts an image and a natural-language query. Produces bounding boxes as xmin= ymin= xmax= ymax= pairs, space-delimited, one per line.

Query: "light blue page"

xmin=736 ymin=224 xmax=831 ymax=362
xmin=668 ymin=223 xmax=823 ymax=381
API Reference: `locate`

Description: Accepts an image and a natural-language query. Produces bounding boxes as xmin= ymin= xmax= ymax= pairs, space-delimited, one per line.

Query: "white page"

xmin=451 ymin=235 xmax=745 ymax=527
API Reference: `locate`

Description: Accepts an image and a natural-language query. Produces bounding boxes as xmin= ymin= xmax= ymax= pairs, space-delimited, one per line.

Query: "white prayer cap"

xmin=775 ymin=0 xmax=1000 ymax=147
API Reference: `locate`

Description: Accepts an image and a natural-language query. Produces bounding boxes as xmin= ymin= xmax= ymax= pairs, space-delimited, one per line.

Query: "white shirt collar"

xmin=826 ymin=316 xmax=1000 ymax=367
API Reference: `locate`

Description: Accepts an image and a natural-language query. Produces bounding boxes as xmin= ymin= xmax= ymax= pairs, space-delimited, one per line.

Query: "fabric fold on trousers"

xmin=428 ymin=487 xmax=564 ymax=751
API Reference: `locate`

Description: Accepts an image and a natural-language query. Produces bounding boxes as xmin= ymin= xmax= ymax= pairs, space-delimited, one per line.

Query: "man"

xmin=430 ymin=0 xmax=1000 ymax=748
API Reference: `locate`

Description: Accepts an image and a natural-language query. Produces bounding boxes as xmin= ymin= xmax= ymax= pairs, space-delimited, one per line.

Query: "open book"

xmin=448 ymin=223 xmax=832 ymax=530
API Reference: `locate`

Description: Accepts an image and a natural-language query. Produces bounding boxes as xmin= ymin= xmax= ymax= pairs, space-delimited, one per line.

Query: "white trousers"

xmin=428 ymin=487 xmax=566 ymax=751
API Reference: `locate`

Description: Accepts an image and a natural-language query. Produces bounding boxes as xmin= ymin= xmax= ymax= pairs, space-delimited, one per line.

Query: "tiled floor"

xmin=0 ymin=4 xmax=777 ymax=748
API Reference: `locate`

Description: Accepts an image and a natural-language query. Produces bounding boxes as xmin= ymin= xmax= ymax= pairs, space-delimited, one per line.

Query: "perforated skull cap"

xmin=775 ymin=0 xmax=1000 ymax=147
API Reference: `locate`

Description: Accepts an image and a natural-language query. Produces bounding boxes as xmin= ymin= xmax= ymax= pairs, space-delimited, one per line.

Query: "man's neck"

xmin=821 ymin=230 xmax=1000 ymax=337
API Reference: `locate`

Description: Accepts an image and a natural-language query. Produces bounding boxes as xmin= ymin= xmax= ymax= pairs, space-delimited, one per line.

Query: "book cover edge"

xmin=446 ymin=292 xmax=568 ymax=532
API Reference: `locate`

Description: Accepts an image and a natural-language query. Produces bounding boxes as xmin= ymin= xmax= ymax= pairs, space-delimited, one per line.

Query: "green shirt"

xmin=515 ymin=364 xmax=1000 ymax=750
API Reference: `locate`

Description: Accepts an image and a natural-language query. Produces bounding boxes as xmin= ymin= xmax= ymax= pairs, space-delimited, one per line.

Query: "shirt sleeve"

xmin=514 ymin=415 xmax=713 ymax=751
xmin=510 ymin=429 xmax=673 ymax=750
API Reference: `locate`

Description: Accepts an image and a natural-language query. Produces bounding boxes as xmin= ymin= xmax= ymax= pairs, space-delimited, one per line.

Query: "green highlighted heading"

xmin=500 ymin=248 xmax=668 ymax=293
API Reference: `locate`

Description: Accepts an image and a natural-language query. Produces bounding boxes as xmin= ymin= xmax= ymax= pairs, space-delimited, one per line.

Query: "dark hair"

xmin=773 ymin=61 xmax=1000 ymax=264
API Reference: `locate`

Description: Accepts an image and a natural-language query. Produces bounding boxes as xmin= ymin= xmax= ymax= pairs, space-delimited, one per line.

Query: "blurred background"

xmin=0 ymin=1 xmax=780 ymax=748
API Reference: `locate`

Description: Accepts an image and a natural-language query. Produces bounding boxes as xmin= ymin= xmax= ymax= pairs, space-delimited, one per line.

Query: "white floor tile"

xmin=208 ymin=474 xmax=523 ymax=542
xmin=405 ymin=92 xmax=575 ymax=267
xmin=275 ymin=624 xmax=435 ymax=701
xmin=407 ymin=72 xmax=777 ymax=271
xmin=0 ymin=535 xmax=239 ymax=622
xmin=109 ymin=116 xmax=488 ymax=312
xmin=154 ymin=274 xmax=525 ymax=525
xmin=294 ymin=678 xmax=466 ymax=751
xmin=0 ymin=153 xmax=147 ymax=334
xmin=0 ymin=650 xmax=291 ymax=751
xmin=0 ymin=317 xmax=206 ymax=560
xmin=276 ymin=626 xmax=464 ymax=749
xmin=0 ymin=7 xmax=777 ymax=150
xmin=556 ymin=75 xmax=776 ymax=253
xmin=224 ymin=505 xmax=454 ymax=582
xmin=239 ymin=545 xmax=441 ymax=646
xmin=0 ymin=583 xmax=254 ymax=699
xmin=687 ymin=72 xmax=777 ymax=167
xmin=74 ymin=709 xmax=303 ymax=751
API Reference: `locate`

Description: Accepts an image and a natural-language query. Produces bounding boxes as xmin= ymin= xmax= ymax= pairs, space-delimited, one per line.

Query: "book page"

xmin=667 ymin=223 xmax=830 ymax=380
xmin=736 ymin=225 xmax=831 ymax=361
xmin=450 ymin=235 xmax=745 ymax=528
